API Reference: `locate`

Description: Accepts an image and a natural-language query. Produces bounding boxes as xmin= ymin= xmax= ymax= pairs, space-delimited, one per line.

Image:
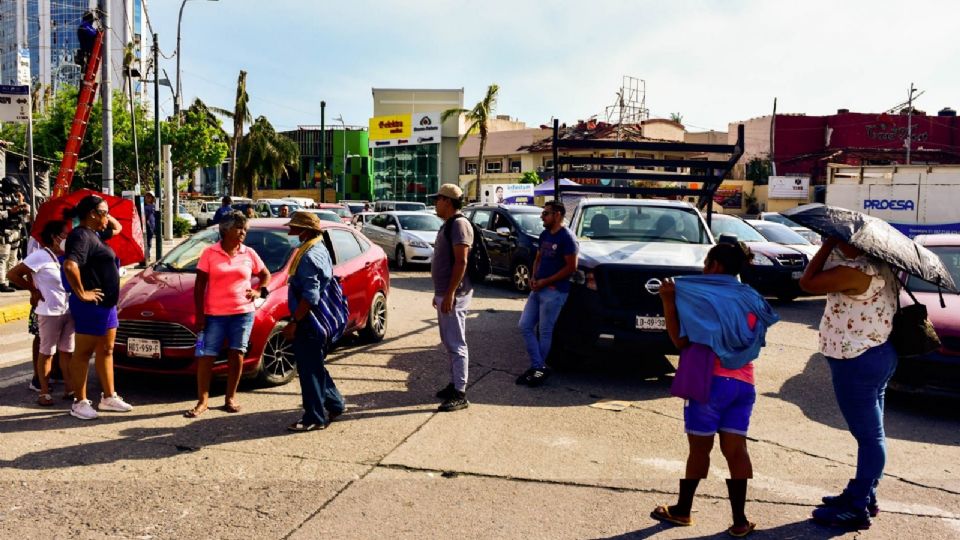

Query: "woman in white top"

xmin=7 ymin=220 xmax=74 ymax=406
xmin=799 ymin=236 xmax=898 ymax=531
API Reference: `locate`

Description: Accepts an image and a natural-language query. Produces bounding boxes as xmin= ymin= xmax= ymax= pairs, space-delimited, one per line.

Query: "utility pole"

xmin=320 ymin=100 xmax=326 ymax=201
xmin=153 ymin=33 xmax=163 ymax=261
xmin=905 ymin=82 xmax=916 ymax=165
xmin=100 ymin=0 xmax=114 ymax=195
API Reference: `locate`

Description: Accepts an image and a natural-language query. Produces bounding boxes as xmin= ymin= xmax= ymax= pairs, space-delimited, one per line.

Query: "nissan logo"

xmin=644 ymin=278 xmax=662 ymax=295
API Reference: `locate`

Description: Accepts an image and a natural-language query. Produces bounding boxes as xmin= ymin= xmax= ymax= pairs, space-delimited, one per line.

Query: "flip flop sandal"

xmin=727 ymin=521 xmax=757 ymax=537
xmin=37 ymin=394 xmax=54 ymax=407
xmin=184 ymin=406 xmax=208 ymax=418
xmin=223 ymin=402 xmax=241 ymax=413
xmin=651 ymin=505 xmax=693 ymax=526
xmin=287 ymin=422 xmax=325 ymax=432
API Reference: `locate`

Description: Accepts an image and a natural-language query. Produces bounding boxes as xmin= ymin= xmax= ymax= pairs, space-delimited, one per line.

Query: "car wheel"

xmin=512 ymin=262 xmax=531 ymax=292
xmin=359 ymin=291 xmax=388 ymax=343
xmin=394 ymin=246 xmax=406 ymax=270
xmin=255 ymin=321 xmax=297 ymax=386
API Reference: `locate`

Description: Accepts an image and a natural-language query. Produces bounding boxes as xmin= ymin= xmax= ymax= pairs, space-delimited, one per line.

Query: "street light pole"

xmin=175 ymin=0 xmax=218 ymax=118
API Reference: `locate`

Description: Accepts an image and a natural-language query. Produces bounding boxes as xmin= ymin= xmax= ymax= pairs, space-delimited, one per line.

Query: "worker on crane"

xmin=76 ymin=11 xmax=99 ymax=76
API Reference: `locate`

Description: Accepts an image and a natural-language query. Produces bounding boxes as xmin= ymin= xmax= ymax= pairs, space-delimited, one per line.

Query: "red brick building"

xmin=729 ymin=108 xmax=960 ymax=182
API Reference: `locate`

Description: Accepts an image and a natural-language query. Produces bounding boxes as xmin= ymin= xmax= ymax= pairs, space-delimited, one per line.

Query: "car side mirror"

xmin=386 ymin=224 xmax=397 ymax=232
xmin=496 ymin=227 xmax=512 ymax=237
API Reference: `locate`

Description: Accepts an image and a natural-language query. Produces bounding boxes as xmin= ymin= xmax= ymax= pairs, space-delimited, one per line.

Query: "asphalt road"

xmin=0 ymin=271 xmax=958 ymax=539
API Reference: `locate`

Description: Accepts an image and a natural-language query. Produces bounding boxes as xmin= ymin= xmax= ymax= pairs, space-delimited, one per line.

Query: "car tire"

xmin=255 ymin=321 xmax=297 ymax=386
xmin=359 ymin=291 xmax=388 ymax=343
xmin=394 ymin=246 xmax=406 ymax=270
xmin=511 ymin=261 xmax=531 ymax=292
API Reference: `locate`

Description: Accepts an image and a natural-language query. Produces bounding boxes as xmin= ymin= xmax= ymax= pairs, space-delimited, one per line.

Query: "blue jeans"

xmin=294 ymin=321 xmax=344 ymax=426
xmin=518 ymin=287 xmax=568 ymax=369
xmin=435 ymin=293 xmax=471 ymax=393
xmin=201 ymin=312 xmax=254 ymax=356
xmin=826 ymin=341 xmax=898 ymax=508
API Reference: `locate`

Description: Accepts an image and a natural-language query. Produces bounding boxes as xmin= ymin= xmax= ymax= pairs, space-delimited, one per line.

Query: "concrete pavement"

xmin=0 ymin=272 xmax=957 ymax=538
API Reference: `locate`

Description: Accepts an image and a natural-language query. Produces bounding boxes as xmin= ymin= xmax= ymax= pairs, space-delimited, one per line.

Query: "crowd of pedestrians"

xmin=11 ymin=184 xmax=905 ymax=535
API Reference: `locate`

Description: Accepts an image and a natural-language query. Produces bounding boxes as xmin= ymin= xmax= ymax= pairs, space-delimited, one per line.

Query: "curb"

xmin=0 ymin=301 xmax=31 ymax=324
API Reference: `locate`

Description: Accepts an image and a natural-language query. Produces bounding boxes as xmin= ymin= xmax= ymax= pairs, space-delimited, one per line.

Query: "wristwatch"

xmin=259 ymin=287 xmax=269 ymax=299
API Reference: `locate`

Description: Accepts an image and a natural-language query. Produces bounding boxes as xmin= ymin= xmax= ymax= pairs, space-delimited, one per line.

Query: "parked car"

xmin=746 ymin=219 xmax=819 ymax=259
xmin=113 ymin=219 xmax=390 ymax=386
xmin=254 ymin=199 xmax=301 ymax=218
xmin=889 ymin=234 xmax=960 ymax=398
xmin=362 ymin=211 xmax=442 ymax=269
xmin=194 ymin=201 xmax=221 ymax=228
xmin=351 ymin=211 xmax=376 ymax=230
xmin=373 ymin=200 xmax=427 ymax=212
xmin=759 ymin=211 xmax=821 ymax=245
xmin=710 ymin=214 xmax=807 ymax=302
xmin=177 ymin=204 xmax=197 ymax=230
xmin=301 ymin=209 xmax=344 ymax=223
xmin=282 ymin=197 xmax=315 ymax=209
xmin=462 ymin=204 xmax=544 ymax=291
xmin=342 ymin=200 xmax=369 ymax=215
xmin=549 ymin=199 xmax=715 ymax=365
xmin=317 ymin=203 xmax=353 ymax=224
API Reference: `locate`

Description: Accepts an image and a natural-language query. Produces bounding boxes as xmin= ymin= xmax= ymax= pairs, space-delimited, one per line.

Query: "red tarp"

xmin=32 ymin=189 xmax=144 ymax=267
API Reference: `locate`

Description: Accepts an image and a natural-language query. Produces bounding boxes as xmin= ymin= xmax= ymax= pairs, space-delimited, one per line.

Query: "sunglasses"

xmin=93 ymin=208 xmax=109 ymax=217
xmin=541 ymin=210 xmax=556 ymax=216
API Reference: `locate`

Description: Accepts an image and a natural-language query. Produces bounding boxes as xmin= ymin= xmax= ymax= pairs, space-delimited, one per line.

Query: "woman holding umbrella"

xmin=62 ymin=195 xmax=133 ymax=420
xmin=799 ymin=236 xmax=898 ymax=530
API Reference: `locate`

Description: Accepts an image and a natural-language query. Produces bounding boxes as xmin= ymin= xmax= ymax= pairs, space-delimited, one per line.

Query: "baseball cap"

xmin=428 ymin=183 xmax=463 ymax=200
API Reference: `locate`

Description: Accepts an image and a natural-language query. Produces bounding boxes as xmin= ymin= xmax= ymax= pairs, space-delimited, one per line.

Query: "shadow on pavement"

xmin=595 ymin=519 xmax=849 ymax=539
xmin=766 ymin=352 xmax=960 ymax=445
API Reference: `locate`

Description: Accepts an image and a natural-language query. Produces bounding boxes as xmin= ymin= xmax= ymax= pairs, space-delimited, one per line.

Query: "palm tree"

xmin=670 ymin=112 xmax=684 ymax=124
xmin=236 ymin=116 xmax=299 ymax=198
xmin=211 ymin=70 xmax=252 ymax=196
xmin=442 ymin=83 xmax=499 ymax=201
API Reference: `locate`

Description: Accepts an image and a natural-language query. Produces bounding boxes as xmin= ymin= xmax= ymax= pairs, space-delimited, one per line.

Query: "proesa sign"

xmin=864 ymin=199 xmax=915 ymax=211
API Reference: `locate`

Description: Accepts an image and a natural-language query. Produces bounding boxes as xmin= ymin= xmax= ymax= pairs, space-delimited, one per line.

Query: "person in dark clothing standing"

xmin=143 ymin=191 xmax=156 ymax=260
xmin=211 ymin=196 xmax=233 ymax=225
xmin=76 ymin=11 xmax=98 ymax=76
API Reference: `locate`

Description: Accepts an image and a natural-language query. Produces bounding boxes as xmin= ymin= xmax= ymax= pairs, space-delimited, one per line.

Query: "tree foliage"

xmin=235 ymin=116 xmax=299 ymax=198
xmin=519 ymin=171 xmax=541 ymax=184
xmin=442 ymin=83 xmax=499 ymax=200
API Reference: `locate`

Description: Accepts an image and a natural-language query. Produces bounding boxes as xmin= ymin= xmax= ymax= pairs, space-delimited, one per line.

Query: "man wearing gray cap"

xmin=428 ymin=184 xmax=473 ymax=412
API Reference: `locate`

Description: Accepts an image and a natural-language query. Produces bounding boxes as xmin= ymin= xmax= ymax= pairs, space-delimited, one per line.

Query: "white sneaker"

xmin=98 ymin=392 xmax=133 ymax=412
xmin=70 ymin=399 xmax=98 ymax=420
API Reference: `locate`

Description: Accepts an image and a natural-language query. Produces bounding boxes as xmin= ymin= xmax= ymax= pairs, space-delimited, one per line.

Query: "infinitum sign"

xmin=368 ymin=112 xmax=440 ymax=148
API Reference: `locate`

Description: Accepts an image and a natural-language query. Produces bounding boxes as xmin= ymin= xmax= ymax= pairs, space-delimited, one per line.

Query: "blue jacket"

xmin=674 ymin=274 xmax=779 ymax=369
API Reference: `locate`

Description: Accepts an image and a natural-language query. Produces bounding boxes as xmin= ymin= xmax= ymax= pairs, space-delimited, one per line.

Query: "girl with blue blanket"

xmin=651 ymin=241 xmax=778 ymax=538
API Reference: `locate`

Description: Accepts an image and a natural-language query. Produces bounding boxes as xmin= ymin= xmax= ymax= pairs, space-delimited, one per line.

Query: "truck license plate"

xmin=791 ymin=271 xmax=803 ymax=279
xmin=127 ymin=338 xmax=161 ymax=358
xmin=635 ymin=316 xmax=666 ymax=331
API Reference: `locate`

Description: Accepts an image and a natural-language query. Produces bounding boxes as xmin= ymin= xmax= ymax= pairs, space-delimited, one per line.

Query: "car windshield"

xmin=398 ymin=214 xmax=442 ymax=231
xmin=578 ymin=204 xmax=709 ymax=244
xmin=346 ymin=203 xmax=365 ymax=214
xmin=711 ymin=217 xmax=767 ymax=243
xmin=331 ymin=207 xmax=352 ymax=218
xmin=155 ymin=229 xmax=299 ymax=273
xmin=512 ymin=212 xmax=545 ymax=235
xmin=753 ymin=222 xmax=811 ymax=245
xmin=795 ymin=228 xmax=822 ymax=245
xmin=762 ymin=213 xmax=802 ymax=228
xmin=178 ymin=205 xmax=187 ymax=214
xmin=906 ymin=246 xmax=960 ymax=293
xmin=395 ymin=202 xmax=426 ymax=211
xmin=271 ymin=203 xmax=300 ymax=214
xmin=309 ymin=211 xmax=340 ymax=222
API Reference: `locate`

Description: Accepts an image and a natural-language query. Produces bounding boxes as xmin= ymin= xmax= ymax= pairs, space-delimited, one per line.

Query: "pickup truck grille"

xmin=596 ymin=266 xmax=701 ymax=311
xmin=775 ymin=254 xmax=806 ymax=267
xmin=117 ymin=320 xmax=197 ymax=348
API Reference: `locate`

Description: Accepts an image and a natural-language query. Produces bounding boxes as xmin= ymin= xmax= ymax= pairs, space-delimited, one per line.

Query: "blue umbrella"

xmin=781 ymin=203 xmax=958 ymax=293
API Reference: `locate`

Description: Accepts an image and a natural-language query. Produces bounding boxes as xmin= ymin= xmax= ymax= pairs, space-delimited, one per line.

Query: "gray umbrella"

xmin=781 ymin=203 xmax=958 ymax=293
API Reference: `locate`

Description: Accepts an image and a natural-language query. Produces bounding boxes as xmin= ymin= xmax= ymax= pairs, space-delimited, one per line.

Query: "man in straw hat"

xmin=428 ymin=184 xmax=473 ymax=412
xmin=282 ymin=211 xmax=346 ymax=432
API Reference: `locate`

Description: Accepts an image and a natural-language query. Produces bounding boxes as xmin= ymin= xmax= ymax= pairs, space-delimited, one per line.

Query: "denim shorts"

xmin=200 ymin=312 xmax=255 ymax=356
xmin=684 ymin=376 xmax=756 ymax=437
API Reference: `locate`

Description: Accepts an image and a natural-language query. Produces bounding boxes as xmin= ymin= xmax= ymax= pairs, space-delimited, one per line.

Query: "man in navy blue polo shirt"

xmin=516 ymin=201 xmax=578 ymax=386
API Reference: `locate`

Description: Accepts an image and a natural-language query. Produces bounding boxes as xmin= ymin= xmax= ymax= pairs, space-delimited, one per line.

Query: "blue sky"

xmin=146 ymin=0 xmax=960 ymax=133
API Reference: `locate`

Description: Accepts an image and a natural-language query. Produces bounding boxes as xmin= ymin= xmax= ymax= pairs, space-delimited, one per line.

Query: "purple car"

xmin=889 ymin=234 xmax=960 ymax=398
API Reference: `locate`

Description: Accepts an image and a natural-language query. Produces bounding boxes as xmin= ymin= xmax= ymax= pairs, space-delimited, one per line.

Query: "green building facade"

xmin=281 ymin=127 xmax=374 ymax=201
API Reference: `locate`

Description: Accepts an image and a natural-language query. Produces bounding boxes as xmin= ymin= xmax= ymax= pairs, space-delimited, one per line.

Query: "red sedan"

xmin=114 ymin=218 xmax=389 ymax=386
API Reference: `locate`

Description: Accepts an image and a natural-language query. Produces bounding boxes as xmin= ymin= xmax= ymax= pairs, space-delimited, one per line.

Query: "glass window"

xmin=509 ymin=160 xmax=522 ymax=173
xmin=512 ymin=212 xmax=545 ymax=236
xmin=327 ymin=229 xmax=363 ymax=264
xmin=490 ymin=212 xmax=512 ymax=232
xmin=398 ymin=214 xmax=442 ymax=231
xmin=485 ymin=161 xmax=503 ymax=173
xmin=578 ymin=205 xmax=709 ymax=244
xmin=395 ymin=202 xmax=426 ymax=211
xmin=710 ymin=217 xmax=767 ymax=243
xmin=371 ymin=214 xmax=388 ymax=228
xmin=471 ymin=210 xmax=493 ymax=228
xmin=906 ymin=246 xmax=960 ymax=293
xmin=752 ymin=222 xmax=810 ymax=245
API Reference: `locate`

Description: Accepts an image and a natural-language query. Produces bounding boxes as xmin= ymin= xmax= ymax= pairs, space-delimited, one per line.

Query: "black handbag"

xmin=890 ymin=279 xmax=941 ymax=358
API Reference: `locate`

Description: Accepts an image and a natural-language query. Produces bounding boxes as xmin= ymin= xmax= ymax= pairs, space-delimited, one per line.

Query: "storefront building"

xmin=370 ymin=88 xmax=463 ymax=202
xmin=281 ymin=126 xmax=373 ymax=201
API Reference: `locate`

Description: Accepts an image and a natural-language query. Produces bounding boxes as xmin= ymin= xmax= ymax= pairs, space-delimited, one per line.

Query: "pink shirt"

xmin=712 ymin=312 xmax=757 ymax=385
xmin=197 ymin=242 xmax=266 ymax=316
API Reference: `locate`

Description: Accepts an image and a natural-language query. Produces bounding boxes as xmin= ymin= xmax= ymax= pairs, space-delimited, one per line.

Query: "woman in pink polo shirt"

xmin=186 ymin=211 xmax=270 ymax=418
